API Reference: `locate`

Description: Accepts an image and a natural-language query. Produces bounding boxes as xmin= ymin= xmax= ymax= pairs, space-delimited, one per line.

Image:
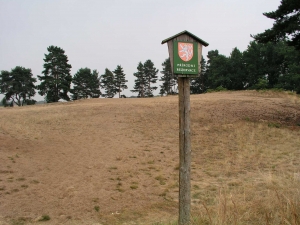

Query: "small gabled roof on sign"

xmin=161 ymin=30 xmax=209 ymax=47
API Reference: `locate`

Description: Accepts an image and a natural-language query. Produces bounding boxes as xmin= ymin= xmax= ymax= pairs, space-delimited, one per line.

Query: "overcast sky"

xmin=0 ymin=0 xmax=281 ymax=100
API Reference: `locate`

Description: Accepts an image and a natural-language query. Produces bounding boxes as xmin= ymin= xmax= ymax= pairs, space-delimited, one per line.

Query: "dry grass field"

xmin=0 ymin=90 xmax=299 ymax=225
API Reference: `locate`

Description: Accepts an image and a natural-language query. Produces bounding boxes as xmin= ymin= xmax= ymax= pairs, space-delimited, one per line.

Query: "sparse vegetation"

xmin=130 ymin=184 xmax=138 ymax=190
xmin=0 ymin=91 xmax=299 ymax=224
xmin=11 ymin=218 xmax=26 ymax=225
xmin=155 ymin=175 xmax=166 ymax=185
xmin=30 ymin=180 xmax=39 ymax=184
xmin=268 ymin=122 xmax=281 ymax=128
xmin=38 ymin=215 xmax=50 ymax=221
xmin=94 ymin=206 xmax=100 ymax=212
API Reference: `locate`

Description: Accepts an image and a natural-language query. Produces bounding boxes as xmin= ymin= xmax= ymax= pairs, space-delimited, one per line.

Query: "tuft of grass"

xmin=116 ymin=187 xmax=125 ymax=192
xmin=244 ymin=116 xmax=251 ymax=121
xmin=116 ymin=181 xmax=125 ymax=192
xmin=109 ymin=166 xmax=118 ymax=170
xmin=130 ymin=184 xmax=138 ymax=190
xmin=155 ymin=175 xmax=166 ymax=185
xmin=193 ymin=184 xmax=200 ymax=190
xmin=116 ymin=156 xmax=123 ymax=161
xmin=38 ymin=215 xmax=50 ymax=221
xmin=11 ymin=219 xmax=25 ymax=225
xmin=30 ymin=180 xmax=40 ymax=184
xmin=268 ymin=122 xmax=281 ymax=128
xmin=92 ymin=197 xmax=99 ymax=203
xmin=192 ymin=192 xmax=201 ymax=199
xmin=174 ymin=164 xmax=179 ymax=170
xmin=94 ymin=205 xmax=100 ymax=212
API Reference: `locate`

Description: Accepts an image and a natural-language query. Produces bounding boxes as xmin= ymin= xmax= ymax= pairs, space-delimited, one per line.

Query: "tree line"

xmin=1 ymin=41 xmax=299 ymax=107
xmin=190 ymin=41 xmax=300 ymax=94
xmin=1 ymin=45 xmax=131 ymax=105
xmin=1 ymin=0 xmax=299 ymax=106
xmin=163 ymin=0 xmax=300 ymax=95
xmin=0 ymin=44 xmax=173 ymax=106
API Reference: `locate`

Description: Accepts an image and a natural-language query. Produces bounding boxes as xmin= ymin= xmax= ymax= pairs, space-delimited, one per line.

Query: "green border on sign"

xmin=173 ymin=41 xmax=198 ymax=75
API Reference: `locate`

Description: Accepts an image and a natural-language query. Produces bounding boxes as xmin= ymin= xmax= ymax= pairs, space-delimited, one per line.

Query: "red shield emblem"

xmin=178 ymin=42 xmax=193 ymax=62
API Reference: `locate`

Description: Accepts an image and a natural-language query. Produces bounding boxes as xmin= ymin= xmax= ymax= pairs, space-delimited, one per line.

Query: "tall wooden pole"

xmin=162 ymin=30 xmax=208 ymax=225
xmin=178 ymin=77 xmax=191 ymax=225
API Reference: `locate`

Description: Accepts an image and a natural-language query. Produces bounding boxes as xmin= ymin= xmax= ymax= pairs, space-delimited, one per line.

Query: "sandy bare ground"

xmin=0 ymin=91 xmax=299 ymax=225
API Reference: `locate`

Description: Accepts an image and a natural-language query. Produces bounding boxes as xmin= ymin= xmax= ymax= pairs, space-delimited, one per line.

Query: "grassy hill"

xmin=0 ymin=91 xmax=299 ymax=225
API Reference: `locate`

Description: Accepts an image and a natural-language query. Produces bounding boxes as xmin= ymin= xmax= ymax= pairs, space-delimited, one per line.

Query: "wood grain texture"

xmin=178 ymin=77 xmax=191 ymax=225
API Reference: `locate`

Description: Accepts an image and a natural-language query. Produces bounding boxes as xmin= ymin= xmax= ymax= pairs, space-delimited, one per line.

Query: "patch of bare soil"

xmin=0 ymin=91 xmax=299 ymax=225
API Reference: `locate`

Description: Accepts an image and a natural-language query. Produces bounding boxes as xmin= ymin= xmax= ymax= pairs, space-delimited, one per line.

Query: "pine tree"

xmin=244 ymin=42 xmax=286 ymax=89
xmin=159 ymin=58 xmax=177 ymax=96
xmin=0 ymin=66 xmax=36 ymax=106
xmin=38 ymin=46 xmax=72 ymax=103
xmin=71 ymin=68 xmax=101 ymax=100
xmin=101 ymin=68 xmax=116 ymax=98
xmin=243 ymin=41 xmax=266 ymax=88
xmin=190 ymin=57 xmax=207 ymax=94
xmin=131 ymin=62 xmax=146 ymax=97
xmin=113 ymin=65 xmax=128 ymax=98
xmin=143 ymin=59 xmax=158 ymax=97
xmin=276 ymin=43 xmax=300 ymax=93
xmin=227 ymin=47 xmax=247 ymax=90
xmin=206 ymin=50 xmax=231 ymax=89
xmin=253 ymin=0 xmax=300 ymax=50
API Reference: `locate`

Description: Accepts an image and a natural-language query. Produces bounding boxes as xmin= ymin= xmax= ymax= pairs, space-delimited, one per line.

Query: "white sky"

xmin=0 ymin=0 xmax=280 ymax=100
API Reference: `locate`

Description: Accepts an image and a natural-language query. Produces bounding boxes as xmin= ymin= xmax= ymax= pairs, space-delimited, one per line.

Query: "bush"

xmin=253 ymin=78 xmax=268 ymax=90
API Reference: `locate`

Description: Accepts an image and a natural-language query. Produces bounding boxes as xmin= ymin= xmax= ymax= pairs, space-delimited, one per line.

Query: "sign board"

xmin=162 ymin=30 xmax=209 ymax=225
xmin=161 ymin=30 xmax=209 ymax=78
xmin=173 ymin=41 xmax=198 ymax=76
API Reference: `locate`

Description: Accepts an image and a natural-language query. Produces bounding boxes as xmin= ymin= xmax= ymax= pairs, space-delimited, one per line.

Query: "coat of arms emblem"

xmin=178 ymin=42 xmax=193 ymax=62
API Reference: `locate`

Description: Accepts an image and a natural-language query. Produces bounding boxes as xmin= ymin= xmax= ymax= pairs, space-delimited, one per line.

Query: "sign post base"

xmin=178 ymin=77 xmax=191 ymax=225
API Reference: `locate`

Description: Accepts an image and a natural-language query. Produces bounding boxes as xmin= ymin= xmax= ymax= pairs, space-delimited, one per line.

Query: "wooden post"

xmin=161 ymin=30 xmax=209 ymax=225
xmin=178 ymin=77 xmax=191 ymax=225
